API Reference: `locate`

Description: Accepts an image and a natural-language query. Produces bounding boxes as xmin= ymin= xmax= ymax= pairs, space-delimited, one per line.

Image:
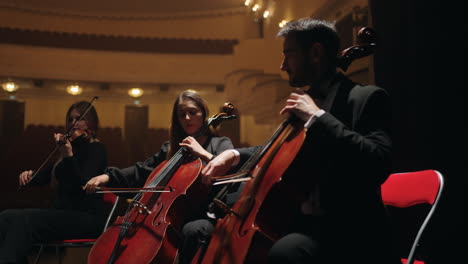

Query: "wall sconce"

xmin=128 ymin=87 xmax=143 ymax=98
xmin=252 ymin=4 xmax=261 ymax=12
xmin=279 ymin=20 xmax=288 ymax=28
xmin=66 ymin=83 xmax=83 ymax=95
xmin=128 ymin=87 xmax=144 ymax=104
xmin=2 ymin=81 xmax=19 ymax=93
xmin=2 ymin=80 xmax=19 ymax=99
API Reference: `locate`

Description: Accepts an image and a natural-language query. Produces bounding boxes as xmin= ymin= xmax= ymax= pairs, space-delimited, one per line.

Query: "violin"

xmin=67 ymin=128 xmax=92 ymax=143
xmin=20 ymin=97 xmax=98 ymax=189
xmin=87 ymin=103 xmax=237 ymax=264
xmin=193 ymin=27 xmax=378 ymax=264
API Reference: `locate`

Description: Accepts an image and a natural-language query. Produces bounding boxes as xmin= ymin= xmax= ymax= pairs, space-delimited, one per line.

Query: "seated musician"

xmin=198 ymin=18 xmax=401 ymax=264
xmin=0 ymin=101 xmax=108 ymax=264
xmin=84 ymin=90 xmax=233 ymax=193
xmin=83 ymin=90 xmax=235 ymax=262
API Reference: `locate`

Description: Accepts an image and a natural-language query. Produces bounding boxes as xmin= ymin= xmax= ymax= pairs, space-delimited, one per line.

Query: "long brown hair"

xmin=167 ymin=90 xmax=212 ymax=158
xmin=65 ymin=101 xmax=99 ymax=138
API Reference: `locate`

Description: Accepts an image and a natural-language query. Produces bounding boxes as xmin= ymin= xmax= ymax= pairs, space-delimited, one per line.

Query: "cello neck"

xmin=238 ymin=115 xmax=299 ymax=173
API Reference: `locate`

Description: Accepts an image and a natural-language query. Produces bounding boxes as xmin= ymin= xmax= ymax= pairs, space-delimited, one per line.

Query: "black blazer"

xmin=236 ymin=72 xmax=398 ymax=261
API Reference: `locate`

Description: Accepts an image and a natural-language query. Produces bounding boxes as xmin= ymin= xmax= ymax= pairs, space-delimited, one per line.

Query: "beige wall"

xmin=0 ymin=44 xmax=234 ymax=84
xmin=1 ymin=0 xmax=371 ymax=147
xmin=0 ymin=7 xmax=247 ymax=39
xmin=22 ymin=89 xmax=228 ymax=130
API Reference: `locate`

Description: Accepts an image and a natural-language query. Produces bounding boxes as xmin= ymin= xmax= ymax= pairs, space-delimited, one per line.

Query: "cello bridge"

xmin=131 ymin=200 xmax=152 ymax=215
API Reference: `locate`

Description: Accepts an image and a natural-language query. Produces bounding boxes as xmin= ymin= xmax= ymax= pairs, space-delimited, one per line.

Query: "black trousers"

xmin=268 ymin=214 xmax=402 ymax=264
xmin=177 ymin=219 xmax=215 ymax=264
xmin=0 ymin=208 xmax=104 ymax=264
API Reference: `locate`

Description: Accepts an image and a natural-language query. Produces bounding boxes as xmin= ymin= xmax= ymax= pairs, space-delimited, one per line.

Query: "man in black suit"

xmin=201 ymin=18 xmax=401 ymax=264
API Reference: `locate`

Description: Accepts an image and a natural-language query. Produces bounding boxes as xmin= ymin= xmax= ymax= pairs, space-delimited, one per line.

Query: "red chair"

xmin=33 ymin=192 xmax=120 ymax=264
xmin=381 ymin=170 xmax=444 ymax=264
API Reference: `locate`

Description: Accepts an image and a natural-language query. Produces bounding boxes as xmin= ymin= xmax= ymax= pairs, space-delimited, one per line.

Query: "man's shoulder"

xmin=349 ymin=83 xmax=388 ymax=99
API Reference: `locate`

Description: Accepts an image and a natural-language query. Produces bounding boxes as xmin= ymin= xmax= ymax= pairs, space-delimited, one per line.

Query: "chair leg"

xmin=55 ymin=246 xmax=62 ymax=264
xmin=34 ymin=245 xmax=44 ymax=264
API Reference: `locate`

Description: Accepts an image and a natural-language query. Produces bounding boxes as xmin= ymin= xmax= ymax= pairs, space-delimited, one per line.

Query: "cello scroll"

xmin=337 ymin=27 xmax=377 ymax=72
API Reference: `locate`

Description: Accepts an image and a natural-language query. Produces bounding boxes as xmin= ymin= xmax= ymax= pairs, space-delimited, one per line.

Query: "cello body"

xmin=195 ymin=118 xmax=306 ymax=264
xmin=88 ymin=157 xmax=208 ymax=264
xmin=88 ymin=104 xmax=237 ymax=264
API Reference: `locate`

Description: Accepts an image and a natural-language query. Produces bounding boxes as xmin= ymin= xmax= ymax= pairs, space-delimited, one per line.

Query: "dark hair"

xmin=277 ymin=18 xmax=340 ymax=64
xmin=66 ymin=101 xmax=99 ymax=137
xmin=168 ymin=90 xmax=211 ymax=158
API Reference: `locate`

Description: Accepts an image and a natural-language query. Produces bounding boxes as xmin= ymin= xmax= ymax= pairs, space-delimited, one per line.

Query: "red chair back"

xmin=381 ymin=170 xmax=444 ymax=264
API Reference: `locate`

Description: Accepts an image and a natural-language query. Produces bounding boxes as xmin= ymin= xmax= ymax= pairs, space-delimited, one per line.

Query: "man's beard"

xmin=288 ymin=61 xmax=314 ymax=87
xmin=289 ymin=75 xmax=308 ymax=87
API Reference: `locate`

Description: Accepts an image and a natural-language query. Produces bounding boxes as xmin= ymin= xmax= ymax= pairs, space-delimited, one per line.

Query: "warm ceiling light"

xmin=2 ymin=81 xmax=19 ymax=93
xmin=66 ymin=84 xmax=83 ymax=95
xmin=252 ymin=4 xmax=260 ymax=12
xmin=279 ymin=20 xmax=288 ymax=28
xmin=128 ymin=87 xmax=144 ymax=98
xmin=244 ymin=0 xmax=251 ymax=6
xmin=263 ymin=10 xmax=270 ymax=18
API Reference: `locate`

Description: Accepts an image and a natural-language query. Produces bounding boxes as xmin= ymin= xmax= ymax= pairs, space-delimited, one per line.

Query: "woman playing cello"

xmin=83 ymin=90 xmax=234 ymax=263
xmin=0 ymin=101 xmax=108 ymax=264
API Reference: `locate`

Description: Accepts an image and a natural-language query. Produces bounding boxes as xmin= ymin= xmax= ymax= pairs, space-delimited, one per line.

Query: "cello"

xmin=193 ymin=27 xmax=378 ymax=264
xmin=87 ymin=103 xmax=236 ymax=264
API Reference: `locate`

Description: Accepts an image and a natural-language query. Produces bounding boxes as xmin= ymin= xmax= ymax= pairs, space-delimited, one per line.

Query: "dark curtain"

xmin=369 ymin=0 xmax=465 ymax=263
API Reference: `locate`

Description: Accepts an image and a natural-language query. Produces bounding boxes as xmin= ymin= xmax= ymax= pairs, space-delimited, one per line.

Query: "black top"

xmin=105 ymin=136 xmax=233 ymax=189
xmin=32 ymin=141 xmax=108 ymax=215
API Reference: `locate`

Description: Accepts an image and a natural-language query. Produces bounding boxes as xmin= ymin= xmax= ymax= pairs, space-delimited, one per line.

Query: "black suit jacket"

xmin=236 ymin=72 xmax=399 ymax=261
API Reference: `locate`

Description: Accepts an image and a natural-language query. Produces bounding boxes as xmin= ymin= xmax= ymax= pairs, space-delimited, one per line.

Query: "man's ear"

xmin=308 ymin=43 xmax=324 ymax=64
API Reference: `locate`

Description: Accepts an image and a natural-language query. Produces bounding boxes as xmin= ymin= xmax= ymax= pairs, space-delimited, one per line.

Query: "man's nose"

xmin=280 ymin=59 xmax=287 ymax=71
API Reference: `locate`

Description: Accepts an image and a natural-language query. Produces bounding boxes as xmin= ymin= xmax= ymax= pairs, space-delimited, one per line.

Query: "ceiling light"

xmin=128 ymin=87 xmax=144 ymax=98
xmin=2 ymin=81 xmax=19 ymax=93
xmin=66 ymin=84 xmax=83 ymax=95
xmin=252 ymin=4 xmax=260 ymax=12
xmin=279 ymin=20 xmax=288 ymax=28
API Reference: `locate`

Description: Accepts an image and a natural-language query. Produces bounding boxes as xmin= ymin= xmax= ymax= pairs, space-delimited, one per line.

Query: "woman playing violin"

xmin=0 ymin=101 xmax=108 ymax=264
